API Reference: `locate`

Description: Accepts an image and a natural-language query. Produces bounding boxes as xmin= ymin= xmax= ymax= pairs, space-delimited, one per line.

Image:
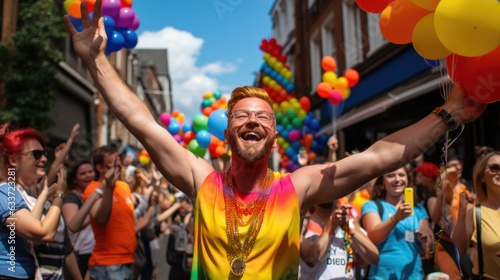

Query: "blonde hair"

xmin=473 ymin=151 xmax=500 ymax=203
xmin=227 ymin=86 xmax=273 ymax=116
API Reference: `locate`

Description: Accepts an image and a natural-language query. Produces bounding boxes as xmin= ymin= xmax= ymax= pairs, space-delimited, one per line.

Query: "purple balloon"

xmin=129 ymin=15 xmax=140 ymax=31
xmin=101 ymin=0 xmax=121 ymax=18
xmin=115 ymin=7 xmax=135 ymax=28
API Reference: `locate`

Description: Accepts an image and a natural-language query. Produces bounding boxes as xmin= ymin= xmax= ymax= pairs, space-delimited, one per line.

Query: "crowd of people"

xmin=0 ymin=0 xmax=498 ymax=279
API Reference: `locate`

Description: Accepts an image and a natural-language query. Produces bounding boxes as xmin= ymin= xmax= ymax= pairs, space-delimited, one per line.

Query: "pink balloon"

xmin=288 ymin=129 xmax=301 ymax=142
xmin=160 ymin=112 xmax=171 ymax=127
xmin=101 ymin=0 xmax=122 ymax=18
xmin=129 ymin=15 xmax=140 ymax=31
xmin=328 ymin=90 xmax=343 ymax=105
xmin=115 ymin=7 xmax=135 ymax=28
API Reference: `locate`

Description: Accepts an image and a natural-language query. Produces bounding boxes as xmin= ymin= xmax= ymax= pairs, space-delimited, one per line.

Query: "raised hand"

xmin=63 ymin=0 xmax=107 ymax=64
xmin=327 ymin=135 xmax=339 ymax=152
xmin=68 ymin=123 xmax=80 ymax=143
xmin=443 ymin=83 xmax=487 ymax=125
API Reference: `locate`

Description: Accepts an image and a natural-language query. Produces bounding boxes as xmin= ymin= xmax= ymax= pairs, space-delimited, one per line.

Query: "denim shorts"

xmin=89 ymin=263 xmax=133 ymax=280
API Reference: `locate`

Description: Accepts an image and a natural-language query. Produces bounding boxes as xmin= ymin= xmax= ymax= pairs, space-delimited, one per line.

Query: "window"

xmin=342 ymin=0 xmax=363 ymax=67
xmin=310 ymin=30 xmax=321 ymax=92
xmin=321 ymin=12 xmax=336 ymax=60
xmin=367 ymin=13 xmax=386 ymax=56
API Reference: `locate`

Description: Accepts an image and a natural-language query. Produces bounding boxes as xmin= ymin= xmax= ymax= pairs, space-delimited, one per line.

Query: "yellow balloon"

xmin=434 ymin=0 xmax=500 ymax=57
xmin=412 ymin=13 xmax=452 ymax=59
xmin=340 ymin=87 xmax=351 ymax=100
xmin=322 ymin=71 xmax=338 ymax=87
xmin=334 ymin=77 xmax=349 ymax=91
xmin=64 ymin=0 xmax=78 ymax=13
xmin=411 ymin=0 xmax=439 ymax=11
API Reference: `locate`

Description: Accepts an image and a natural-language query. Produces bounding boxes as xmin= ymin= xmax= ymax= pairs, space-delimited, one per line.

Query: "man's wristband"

xmin=432 ymin=107 xmax=459 ymax=131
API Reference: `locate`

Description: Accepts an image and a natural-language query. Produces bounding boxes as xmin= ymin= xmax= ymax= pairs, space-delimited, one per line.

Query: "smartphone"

xmin=404 ymin=187 xmax=414 ymax=215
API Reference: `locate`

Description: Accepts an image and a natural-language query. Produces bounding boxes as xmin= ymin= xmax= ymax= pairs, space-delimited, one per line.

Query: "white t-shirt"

xmin=299 ymin=220 xmax=358 ymax=280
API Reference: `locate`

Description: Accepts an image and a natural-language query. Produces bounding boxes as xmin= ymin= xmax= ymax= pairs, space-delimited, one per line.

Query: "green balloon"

xmin=188 ymin=139 xmax=206 ymax=157
xmin=292 ymin=117 xmax=303 ymax=129
xmin=193 ymin=114 xmax=209 ymax=132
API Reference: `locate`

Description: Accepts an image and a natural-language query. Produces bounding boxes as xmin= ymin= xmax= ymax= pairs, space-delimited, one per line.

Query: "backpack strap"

xmin=375 ymin=199 xmax=384 ymax=218
xmin=476 ymin=204 xmax=484 ymax=277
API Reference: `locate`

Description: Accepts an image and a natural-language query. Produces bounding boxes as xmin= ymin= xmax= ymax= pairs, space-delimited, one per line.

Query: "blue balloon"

xmin=183 ymin=123 xmax=192 ymax=133
xmin=103 ymin=16 xmax=116 ymax=38
xmin=207 ymin=109 xmax=227 ymax=140
xmin=196 ymin=130 xmax=212 ymax=148
xmin=106 ymin=31 xmax=125 ymax=53
xmin=68 ymin=16 xmax=83 ymax=32
xmin=167 ymin=118 xmax=180 ymax=135
xmin=122 ymin=30 xmax=138 ymax=49
xmin=290 ymin=141 xmax=302 ymax=150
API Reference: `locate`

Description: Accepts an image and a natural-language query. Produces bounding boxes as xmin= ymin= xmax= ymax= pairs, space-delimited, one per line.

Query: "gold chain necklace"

xmin=222 ymin=166 xmax=275 ymax=276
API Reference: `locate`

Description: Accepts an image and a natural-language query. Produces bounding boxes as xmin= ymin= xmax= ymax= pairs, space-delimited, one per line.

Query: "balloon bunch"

xmin=260 ymin=38 xmax=330 ymax=172
xmin=138 ymin=149 xmax=151 ymax=166
xmin=316 ymin=56 xmax=359 ymax=105
xmin=200 ymin=91 xmax=228 ymax=117
xmin=64 ymin=0 xmax=140 ymax=54
xmin=356 ymin=0 xmax=500 ymax=104
xmin=159 ymin=104 xmax=228 ymax=160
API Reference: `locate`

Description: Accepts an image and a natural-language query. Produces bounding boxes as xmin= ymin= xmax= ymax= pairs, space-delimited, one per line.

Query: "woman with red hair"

xmin=0 ymin=124 xmax=66 ymax=279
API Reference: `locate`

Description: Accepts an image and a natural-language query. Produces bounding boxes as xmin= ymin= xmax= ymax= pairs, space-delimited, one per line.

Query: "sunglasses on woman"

xmin=487 ymin=164 xmax=500 ymax=174
xmin=24 ymin=150 xmax=47 ymax=160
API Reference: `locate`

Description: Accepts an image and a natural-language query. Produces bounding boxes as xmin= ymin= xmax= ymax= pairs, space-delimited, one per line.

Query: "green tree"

xmin=0 ymin=0 xmax=66 ymax=133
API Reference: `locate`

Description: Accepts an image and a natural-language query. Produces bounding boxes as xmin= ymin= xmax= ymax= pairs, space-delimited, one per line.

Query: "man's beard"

xmin=227 ymin=132 xmax=274 ymax=161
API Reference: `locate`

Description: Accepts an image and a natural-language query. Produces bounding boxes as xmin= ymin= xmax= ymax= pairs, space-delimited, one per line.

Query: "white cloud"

xmin=136 ymin=27 xmax=236 ymax=123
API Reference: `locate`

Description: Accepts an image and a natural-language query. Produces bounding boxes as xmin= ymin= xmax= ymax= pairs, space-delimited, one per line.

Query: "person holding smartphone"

xmin=361 ymin=167 xmax=433 ymax=279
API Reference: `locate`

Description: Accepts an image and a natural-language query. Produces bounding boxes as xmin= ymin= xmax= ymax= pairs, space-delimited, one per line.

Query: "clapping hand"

xmin=330 ymin=204 xmax=351 ymax=231
xmin=104 ymin=157 xmax=120 ymax=190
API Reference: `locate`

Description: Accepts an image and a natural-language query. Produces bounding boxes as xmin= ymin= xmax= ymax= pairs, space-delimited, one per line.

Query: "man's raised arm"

xmin=63 ymin=1 xmax=214 ymax=197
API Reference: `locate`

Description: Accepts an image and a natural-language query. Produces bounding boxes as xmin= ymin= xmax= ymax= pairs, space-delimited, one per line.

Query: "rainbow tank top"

xmin=191 ymin=170 xmax=300 ymax=279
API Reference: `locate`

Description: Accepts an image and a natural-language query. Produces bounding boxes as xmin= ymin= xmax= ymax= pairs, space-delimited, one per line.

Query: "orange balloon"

xmin=308 ymin=152 xmax=316 ymax=163
xmin=202 ymin=106 xmax=213 ymax=116
xmin=68 ymin=1 xmax=82 ymax=19
xmin=344 ymin=69 xmax=360 ymax=88
xmin=379 ymin=0 xmax=432 ymax=44
xmin=299 ymin=96 xmax=311 ymax=112
xmin=316 ymin=82 xmax=332 ymax=98
xmin=321 ymin=56 xmax=337 ymax=72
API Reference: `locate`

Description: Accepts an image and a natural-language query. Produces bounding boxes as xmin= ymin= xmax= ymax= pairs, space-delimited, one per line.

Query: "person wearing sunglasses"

xmin=0 ymin=124 xmax=67 ymax=279
xmin=453 ymin=151 xmax=500 ymax=280
xmin=63 ymin=1 xmax=486 ymax=278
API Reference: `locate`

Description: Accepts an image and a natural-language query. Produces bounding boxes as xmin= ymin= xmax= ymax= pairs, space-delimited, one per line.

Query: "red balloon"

xmin=356 ymin=0 xmax=393 ymax=13
xmin=446 ymin=47 xmax=500 ymax=104
xmin=299 ymin=96 xmax=311 ymax=112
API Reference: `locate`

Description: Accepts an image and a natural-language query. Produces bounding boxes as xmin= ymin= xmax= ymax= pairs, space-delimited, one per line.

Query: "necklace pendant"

xmin=230 ymin=258 xmax=246 ymax=276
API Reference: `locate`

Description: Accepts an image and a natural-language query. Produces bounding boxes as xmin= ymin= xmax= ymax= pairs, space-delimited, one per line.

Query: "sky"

xmin=132 ymin=0 xmax=274 ymax=123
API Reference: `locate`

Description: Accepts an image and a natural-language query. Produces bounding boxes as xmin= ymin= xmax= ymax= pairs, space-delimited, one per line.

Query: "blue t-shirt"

xmin=361 ymin=199 xmax=428 ymax=280
xmin=0 ymin=182 xmax=36 ymax=279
